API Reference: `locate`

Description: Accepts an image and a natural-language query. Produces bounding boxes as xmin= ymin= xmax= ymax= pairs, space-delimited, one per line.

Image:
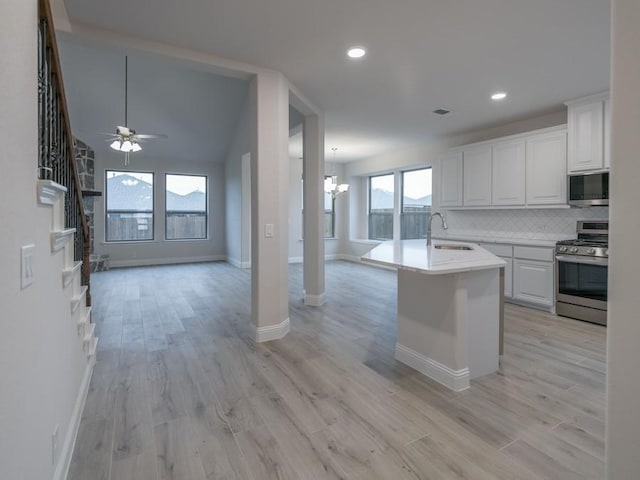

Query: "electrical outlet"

xmin=51 ymin=425 xmax=59 ymax=465
xmin=21 ymin=244 xmax=35 ymax=289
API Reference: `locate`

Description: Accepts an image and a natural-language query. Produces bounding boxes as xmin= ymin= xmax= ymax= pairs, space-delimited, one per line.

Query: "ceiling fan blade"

xmin=135 ymin=133 xmax=168 ymax=139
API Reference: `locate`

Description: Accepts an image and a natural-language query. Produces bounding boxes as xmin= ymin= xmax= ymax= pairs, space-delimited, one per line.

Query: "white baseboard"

xmin=53 ymin=357 xmax=95 ymax=480
xmin=304 ymin=292 xmax=326 ymax=307
xmin=395 ymin=343 xmax=470 ymax=392
xmin=288 ymin=256 xmax=303 ymax=264
xmin=226 ymin=256 xmax=252 ymax=269
xmin=110 ymin=255 xmax=225 ymax=268
xmin=252 ymin=317 xmax=290 ymax=343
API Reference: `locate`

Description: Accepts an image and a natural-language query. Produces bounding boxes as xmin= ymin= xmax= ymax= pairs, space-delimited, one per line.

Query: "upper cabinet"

xmin=438 ymin=125 xmax=567 ymax=209
xmin=439 ymin=151 xmax=463 ymax=207
xmin=526 ymin=131 xmax=567 ymax=205
xmin=566 ymin=92 xmax=610 ymax=173
xmin=492 ymin=140 xmax=526 ymax=206
xmin=463 ymin=146 xmax=492 ymax=206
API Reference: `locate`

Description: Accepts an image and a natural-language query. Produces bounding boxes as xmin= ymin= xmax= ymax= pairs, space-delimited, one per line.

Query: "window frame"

xmin=400 ymin=167 xmax=433 ymax=240
xmin=105 ymin=169 xmax=155 ymax=243
xmin=164 ymin=173 xmax=209 ymax=241
xmin=368 ymin=172 xmax=395 ymax=240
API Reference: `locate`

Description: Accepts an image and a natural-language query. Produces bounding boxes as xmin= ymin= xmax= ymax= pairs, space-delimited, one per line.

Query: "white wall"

xmin=225 ymin=96 xmax=251 ymax=267
xmin=606 ymin=0 xmax=640 ymax=477
xmin=93 ymin=152 xmax=226 ymax=267
xmin=0 ymin=1 xmax=89 ymax=478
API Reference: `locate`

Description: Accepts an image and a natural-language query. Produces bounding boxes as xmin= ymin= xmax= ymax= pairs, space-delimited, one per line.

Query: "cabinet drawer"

xmin=480 ymin=243 xmax=513 ymax=257
xmin=514 ymin=246 xmax=554 ymax=262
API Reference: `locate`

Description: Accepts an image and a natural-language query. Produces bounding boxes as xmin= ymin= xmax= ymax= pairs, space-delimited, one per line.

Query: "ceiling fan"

xmin=102 ymin=56 xmax=167 ymax=165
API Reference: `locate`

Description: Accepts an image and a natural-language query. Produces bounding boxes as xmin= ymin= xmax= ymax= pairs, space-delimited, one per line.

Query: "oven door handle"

xmin=555 ymin=255 xmax=609 ymax=266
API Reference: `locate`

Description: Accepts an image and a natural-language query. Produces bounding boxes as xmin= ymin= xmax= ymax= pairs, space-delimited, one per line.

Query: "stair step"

xmin=86 ymin=336 xmax=98 ymax=358
xmin=77 ymin=306 xmax=91 ymax=336
xmin=51 ymin=228 xmax=76 ymax=252
xmin=37 ymin=179 xmax=67 ymax=205
xmin=62 ymin=261 xmax=82 ymax=288
xmin=70 ymin=285 xmax=88 ymax=314
xmin=83 ymin=323 xmax=96 ymax=344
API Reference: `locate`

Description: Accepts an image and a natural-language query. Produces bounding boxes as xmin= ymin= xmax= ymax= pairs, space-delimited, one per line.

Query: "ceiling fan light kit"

xmin=105 ymin=56 xmax=167 ymax=165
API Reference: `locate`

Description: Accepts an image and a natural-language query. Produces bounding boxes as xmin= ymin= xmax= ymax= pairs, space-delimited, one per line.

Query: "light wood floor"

xmin=68 ymin=260 xmax=607 ymax=480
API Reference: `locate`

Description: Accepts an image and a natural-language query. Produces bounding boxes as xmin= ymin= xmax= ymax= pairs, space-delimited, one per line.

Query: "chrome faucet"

xmin=426 ymin=212 xmax=448 ymax=246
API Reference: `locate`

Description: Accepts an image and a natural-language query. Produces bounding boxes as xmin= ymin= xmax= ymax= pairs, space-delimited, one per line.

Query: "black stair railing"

xmin=37 ymin=0 xmax=91 ymax=305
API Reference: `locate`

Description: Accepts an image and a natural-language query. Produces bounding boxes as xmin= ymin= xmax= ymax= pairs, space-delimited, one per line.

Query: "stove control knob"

xmin=558 ymin=246 xmax=568 ymax=253
xmin=587 ymin=248 xmax=596 ymax=255
xmin=570 ymin=247 xmax=579 ymax=254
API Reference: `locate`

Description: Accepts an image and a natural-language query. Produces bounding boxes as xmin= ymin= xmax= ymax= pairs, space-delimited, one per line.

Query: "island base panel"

xmin=395 ymin=268 xmax=500 ymax=391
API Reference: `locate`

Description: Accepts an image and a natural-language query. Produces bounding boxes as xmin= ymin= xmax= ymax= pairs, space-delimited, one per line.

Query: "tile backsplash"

xmin=434 ymin=207 xmax=609 ymax=241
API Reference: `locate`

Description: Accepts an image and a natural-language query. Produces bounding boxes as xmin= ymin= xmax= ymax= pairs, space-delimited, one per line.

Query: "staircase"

xmin=37 ymin=180 xmax=98 ymax=360
xmin=37 ymin=0 xmax=96 ymax=358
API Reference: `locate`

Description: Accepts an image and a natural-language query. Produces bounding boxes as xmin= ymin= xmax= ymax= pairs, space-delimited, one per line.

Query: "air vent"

xmin=433 ymin=109 xmax=451 ymax=115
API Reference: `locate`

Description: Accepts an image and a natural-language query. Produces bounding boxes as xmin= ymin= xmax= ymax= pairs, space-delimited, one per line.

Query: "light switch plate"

xmin=21 ymin=244 xmax=35 ymax=289
xmin=265 ymin=224 xmax=274 ymax=238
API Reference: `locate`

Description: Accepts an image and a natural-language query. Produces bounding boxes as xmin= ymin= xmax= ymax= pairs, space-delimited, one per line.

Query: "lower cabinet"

xmin=513 ymin=258 xmax=554 ymax=307
xmin=479 ymin=242 xmax=553 ymax=308
xmin=502 ymin=256 xmax=513 ymax=298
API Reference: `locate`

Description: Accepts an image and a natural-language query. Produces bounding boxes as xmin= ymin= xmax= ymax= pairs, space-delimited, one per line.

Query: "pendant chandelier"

xmin=324 ymin=147 xmax=349 ymax=199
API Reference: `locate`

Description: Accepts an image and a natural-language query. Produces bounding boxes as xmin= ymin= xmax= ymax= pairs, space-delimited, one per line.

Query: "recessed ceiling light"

xmin=491 ymin=92 xmax=507 ymax=101
xmin=347 ymin=47 xmax=366 ymax=59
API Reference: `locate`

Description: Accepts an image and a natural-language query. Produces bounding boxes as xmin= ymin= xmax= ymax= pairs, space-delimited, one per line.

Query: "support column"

xmin=249 ymin=71 xmax=290 ymax=342
xmin=302 ymin=114 xmax=325 ymax=306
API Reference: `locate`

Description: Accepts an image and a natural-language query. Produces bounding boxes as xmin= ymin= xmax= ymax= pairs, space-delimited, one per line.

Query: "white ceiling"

xmin=58 ymin=41 xmax=249 ymax=164
xmin=63 ymin=0 xmax=611 ymax=163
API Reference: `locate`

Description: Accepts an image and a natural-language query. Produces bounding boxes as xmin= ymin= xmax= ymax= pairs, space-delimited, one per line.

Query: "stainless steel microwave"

xmin=568 ymin=171 xmax=609 ymax=206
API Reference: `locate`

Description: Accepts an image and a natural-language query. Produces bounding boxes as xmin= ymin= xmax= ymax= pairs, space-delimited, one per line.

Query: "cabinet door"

xmin=492 ymin=140 xmax=526 ymax=205
xmin=526 ymin=131 xmax=567 ymax=205
xmin=502 ymin=256 xmax=513 ymax=298
xmin=513 ymin=258 xmax=553 ymax=306
xmin=439 ymin=151 xmax=463 ymax=207
xmin=568 ymin=101 xmax=604 ymax=172
xmin=604 ymin=98 xmax=611 ymax=169
xmin=463 ymin=146 xmax=492 ymax=206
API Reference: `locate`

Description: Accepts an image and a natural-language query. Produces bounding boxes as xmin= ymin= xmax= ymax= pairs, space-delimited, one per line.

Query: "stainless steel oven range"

xmin=555 ymin=221 xmax=608 ymax=326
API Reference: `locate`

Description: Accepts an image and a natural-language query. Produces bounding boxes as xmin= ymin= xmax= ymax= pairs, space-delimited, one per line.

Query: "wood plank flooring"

xmin=68 ymin=260 xmax=607 ymax=480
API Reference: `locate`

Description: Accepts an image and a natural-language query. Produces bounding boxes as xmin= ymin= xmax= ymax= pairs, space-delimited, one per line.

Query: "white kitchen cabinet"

xmin=503 ymin=256 xmax=513 ymax=298
xmin=566 ymin=94 xmax=609 ymax=172
xmin=463 ymin=146 xmax=492 ymax=206
xmin=439 ymin=151 xmax=463 ymax=207
xmin=513 ymin=258 xmax=554 ymax=307
xmin=526 ymin=131 xmax=567 ymax=205
xmin=604 ymin=97 xmax=611 ymax=169
xmin=513 ymin=246 xmax=554 ymax=307
xmin=492 ymin=140 xmax=526 ymax=206
xmin=480 ymin=243 xmax=513 ymax=298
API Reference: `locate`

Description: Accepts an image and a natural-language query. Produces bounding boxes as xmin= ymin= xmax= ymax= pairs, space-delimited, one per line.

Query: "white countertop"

xmin=361 ymin=239 xmax=506 ymax=275
xmin=432 ymin=233 xmax=563 ymax=248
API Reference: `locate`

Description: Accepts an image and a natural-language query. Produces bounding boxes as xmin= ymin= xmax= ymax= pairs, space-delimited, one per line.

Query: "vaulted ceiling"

xmin=62 ymin=0 xmax=610 ymax=162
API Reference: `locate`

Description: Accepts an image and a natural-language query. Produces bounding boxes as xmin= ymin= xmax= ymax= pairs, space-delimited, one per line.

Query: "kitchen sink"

xmin=434 ymin=244 xmax=473 ymax=251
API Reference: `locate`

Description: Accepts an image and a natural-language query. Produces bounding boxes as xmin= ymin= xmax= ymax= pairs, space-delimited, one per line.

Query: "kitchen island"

xmin=361 ymin=239 xmax=505 ymax=391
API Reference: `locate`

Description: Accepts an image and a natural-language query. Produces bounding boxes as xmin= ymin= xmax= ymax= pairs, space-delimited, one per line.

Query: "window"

xmin=105 ymin=170 xmax=154 ymax=242
xmin=368 ymin=173 xmax=394 ymax=240
xmin=166 ymin=174 xmax=207 ymax=240
xmin=401 ymin=168 xmax=432 ymax=239
xmin=324 ymin=176 xmax=335 ymax=238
